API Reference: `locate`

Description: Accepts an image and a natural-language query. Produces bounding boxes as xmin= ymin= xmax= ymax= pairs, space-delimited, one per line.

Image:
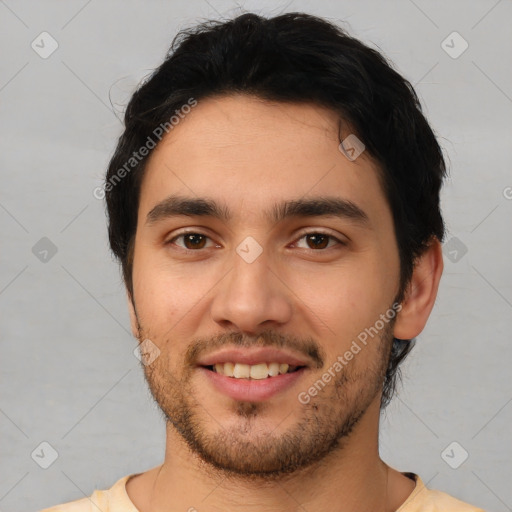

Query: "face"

xmin=129 ymin=94 xmax=402 ymax=477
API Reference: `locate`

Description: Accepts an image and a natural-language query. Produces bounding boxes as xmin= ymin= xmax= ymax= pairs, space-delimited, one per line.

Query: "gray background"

xmin=1 ymin=1 xmax=511 ymax=511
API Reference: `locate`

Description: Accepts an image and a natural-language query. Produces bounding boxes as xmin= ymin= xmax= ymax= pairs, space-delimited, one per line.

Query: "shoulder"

xmin=38 ymin=474 xmax=136 ymax=512
xmin=399 ymin=474 xmax=486 ymax=512
xmin=38 ymin=491 xmax=105 ymax=512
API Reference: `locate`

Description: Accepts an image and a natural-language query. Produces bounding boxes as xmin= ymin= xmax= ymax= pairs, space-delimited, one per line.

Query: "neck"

xmin=129 ymin=399 xmax=414 ymax=512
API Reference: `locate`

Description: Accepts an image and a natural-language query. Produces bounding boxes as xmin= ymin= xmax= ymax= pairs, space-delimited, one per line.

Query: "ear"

xmin=393 ymin=237 xmax=444 ymax=340
xmin=127 ymin=290 xmax=140 ymax=339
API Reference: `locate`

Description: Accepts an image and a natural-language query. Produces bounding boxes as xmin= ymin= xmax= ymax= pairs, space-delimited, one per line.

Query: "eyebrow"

xmin=145 ymin=194 xmax=370 ymax=227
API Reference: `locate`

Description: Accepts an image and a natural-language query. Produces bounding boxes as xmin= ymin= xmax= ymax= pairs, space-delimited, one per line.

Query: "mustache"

xmin=185 ymin=330 xmax=325 ymax=369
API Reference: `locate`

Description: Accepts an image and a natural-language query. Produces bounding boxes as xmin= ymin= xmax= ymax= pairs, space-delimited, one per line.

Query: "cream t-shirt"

xmin=40 ymin=472 xmax=486 ymax=511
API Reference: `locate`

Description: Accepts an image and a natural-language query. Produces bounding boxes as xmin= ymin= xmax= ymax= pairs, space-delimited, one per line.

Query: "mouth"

xmin=202 ymin=362 xmax=305 ymax=380
xmin=196 ymin=347 xmax=311 ymax=402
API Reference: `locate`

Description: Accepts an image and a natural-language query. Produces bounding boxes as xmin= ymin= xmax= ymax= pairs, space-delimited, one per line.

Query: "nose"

xmin=210 ymin=246 xmax=293 ymax=333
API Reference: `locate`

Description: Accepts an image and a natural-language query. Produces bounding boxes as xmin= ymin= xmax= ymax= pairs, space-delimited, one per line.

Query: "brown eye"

xmin=169 ymin=232 xmax=215 ymax=251
xmin=182 ymin=234 xmax=207 ymax=249
xmin=305 ymin=233 xmax=330 ymax=249
xmin=294 ymin=232 xmax=342 ymax=250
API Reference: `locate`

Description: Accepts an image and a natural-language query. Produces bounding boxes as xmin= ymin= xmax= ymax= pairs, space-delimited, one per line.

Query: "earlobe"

xmin=127 ymin=290 xmax=140 ymax=339
xmin=393 ymin=237 xmax=444 ymax=340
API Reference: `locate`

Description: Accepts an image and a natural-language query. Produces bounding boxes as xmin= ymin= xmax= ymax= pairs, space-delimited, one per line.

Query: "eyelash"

xmin=166 ymin=230 xmax=346 ymax=253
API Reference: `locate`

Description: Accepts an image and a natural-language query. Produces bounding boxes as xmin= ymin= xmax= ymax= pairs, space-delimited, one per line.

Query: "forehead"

xmin=138 ymin=94 xmax=389 ymax=228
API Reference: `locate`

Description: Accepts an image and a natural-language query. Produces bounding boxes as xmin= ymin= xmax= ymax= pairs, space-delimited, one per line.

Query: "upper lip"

xmin=196 ymin=347 xmax=311 ymax=367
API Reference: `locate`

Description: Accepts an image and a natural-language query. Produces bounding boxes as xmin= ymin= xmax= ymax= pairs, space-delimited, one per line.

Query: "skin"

xmin=124 ymin=94 xmax=443 ymax=511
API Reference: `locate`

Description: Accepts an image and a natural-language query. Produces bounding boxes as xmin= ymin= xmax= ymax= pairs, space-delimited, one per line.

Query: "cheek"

xmin=132 ymin=247 xmax=218 ymax=335
xmin=289 ymin=256 xmax=396 ymax=353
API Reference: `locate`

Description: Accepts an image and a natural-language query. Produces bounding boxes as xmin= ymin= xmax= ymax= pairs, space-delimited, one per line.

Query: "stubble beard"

xmin=137 ymin=321 xmax=394 ymax=481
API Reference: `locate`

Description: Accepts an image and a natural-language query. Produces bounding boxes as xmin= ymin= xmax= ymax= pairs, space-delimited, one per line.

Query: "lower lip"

xmin=198 ymin=367 xmax=306 ymax=402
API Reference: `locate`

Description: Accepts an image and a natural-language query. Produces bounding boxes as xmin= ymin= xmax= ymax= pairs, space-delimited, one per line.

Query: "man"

xmin=42 ymin=11 xmax=485 ymax=512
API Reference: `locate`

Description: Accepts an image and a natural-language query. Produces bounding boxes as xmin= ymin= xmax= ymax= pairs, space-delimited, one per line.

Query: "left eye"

xmin=293 ymin=233 xmax=342 ymax=250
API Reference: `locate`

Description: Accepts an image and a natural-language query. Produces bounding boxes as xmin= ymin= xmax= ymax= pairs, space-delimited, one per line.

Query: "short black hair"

xmin=105 ymin=12 xmax=447 ymax=408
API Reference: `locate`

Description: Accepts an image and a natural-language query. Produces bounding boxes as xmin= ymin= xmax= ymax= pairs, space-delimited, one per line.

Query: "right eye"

xmin=166 ymin=231 xmax=219 ymax=251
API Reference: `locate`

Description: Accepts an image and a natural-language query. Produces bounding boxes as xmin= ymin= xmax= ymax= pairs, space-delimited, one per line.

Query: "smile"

xmin=206 ymin=362 xmax=303 ymax=379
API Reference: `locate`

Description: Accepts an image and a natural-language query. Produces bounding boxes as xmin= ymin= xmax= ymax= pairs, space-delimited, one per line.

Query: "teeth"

xmin=212 ymin=362 xmax=298 ymax=379
xmin=268 ymin=362 xmax=280 ymax=377
xmin=250 ymin=363 xmax=269 ymax=380
xmin=233 ymin=363 xmax=250 ymax=379
xmin=224 ymin=362 xmax=234 ymax=377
